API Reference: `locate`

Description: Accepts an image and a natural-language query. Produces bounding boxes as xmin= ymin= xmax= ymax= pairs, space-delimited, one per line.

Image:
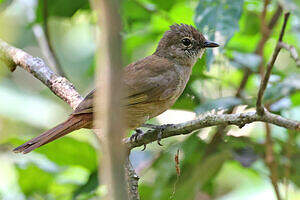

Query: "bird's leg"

xmin=141 ymin=123 xmax=173 ymax=146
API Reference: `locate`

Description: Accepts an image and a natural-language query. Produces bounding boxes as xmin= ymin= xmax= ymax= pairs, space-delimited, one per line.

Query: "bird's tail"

xmin=13 ymin=114 xmax=92 ymax=154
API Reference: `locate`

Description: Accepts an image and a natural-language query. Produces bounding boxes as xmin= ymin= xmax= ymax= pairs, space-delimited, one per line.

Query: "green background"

xmin=0 ymin=0 xmax=299 ymax=199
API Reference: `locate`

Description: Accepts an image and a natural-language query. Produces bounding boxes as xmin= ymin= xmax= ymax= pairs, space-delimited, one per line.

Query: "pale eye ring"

xmin=181 ymin=38 xmax=192 ymax=47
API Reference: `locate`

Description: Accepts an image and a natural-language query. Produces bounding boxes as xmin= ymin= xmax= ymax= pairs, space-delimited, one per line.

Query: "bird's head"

xmin=155 ymin=23 xmax=219 ymax=66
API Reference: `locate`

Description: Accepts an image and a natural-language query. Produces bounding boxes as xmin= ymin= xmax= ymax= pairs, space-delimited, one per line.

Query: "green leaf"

xmin=0 ymin=0 xmax=14 ymax=17
xmin=36 ymin=0 xmax=90 ymax=22
xmin=291 ymin=92 xmax=300 ymax=106
xmin=275 ymin=131 xmax=300 ymax=187
xmin=149 ymin=0 xmax=180 ymax=11
xmin=35 ymin=136 xmax=97 ymax=171
xmin=140 ymin=133 xmax=232 ymax=199
xmin=73 ymin=170 xmax=98 ymax=199
xmin=169 ymin=2 xmax=193 ymax=24
xmin=291 ymin=154 xmax=300 ymax=186
xmin=0 ymin=0 xmax=12 ymax=6
xmin=195 ymin=97 xmax=242 ymax=114
xmin=172 ymin=95 xmax=198 ymax=111
xmin=140 ymin=134 xmax=206 ymax=199
xmin=17 ymin=164 xmax=54 ymax=196
xmin=192 ymin=56 xmax=208 ymax=78
xmin=264 ymin=75 xmax=300 ymax=104
xmin=195 ymin=0 xmax=244 ymax=69
xmin=174 ymin=151 xmax=231 ymax=199
xmin=122 ymin=0 xmax=152 ymax=29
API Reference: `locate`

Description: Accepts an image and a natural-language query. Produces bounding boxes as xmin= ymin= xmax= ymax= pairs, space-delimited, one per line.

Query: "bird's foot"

xmin=130 ymin=128 xmax=143 ymax=142
xmin=141 ymin=124 xmax=173 ymax=146
xmin=130 ymin=129 xmax=147 ymax=151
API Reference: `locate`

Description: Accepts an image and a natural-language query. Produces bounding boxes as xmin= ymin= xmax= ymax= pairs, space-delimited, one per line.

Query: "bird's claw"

xmin=157 ymin=130 xmax=163 ymax=146
xmin=132 ymin=124 xmax=172 ymax=149
xmin=130 ymin=128 xmax=143 ymax=142
xmin=142 ymin=123 xmax=173 ymax=147
xmin=130 ymin=129 xmax=148 ymax=151
xmin=141 ymin=144 xmax=147 ymax=151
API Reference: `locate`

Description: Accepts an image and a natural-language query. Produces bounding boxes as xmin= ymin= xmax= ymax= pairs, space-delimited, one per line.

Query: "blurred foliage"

xmin=195 ymin=0 xmax=244 ymax=68
xmin=36 ymin=0 xmax=90 ymax=22
xmin=0 ymin=0 xmax=299 ymax=200
xmin=195 ymin=97 xmax=243 ymax=114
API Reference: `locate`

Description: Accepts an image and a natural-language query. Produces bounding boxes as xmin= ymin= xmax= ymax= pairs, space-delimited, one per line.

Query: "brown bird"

xmin=13 ymin=24 xmax=219 ymax=154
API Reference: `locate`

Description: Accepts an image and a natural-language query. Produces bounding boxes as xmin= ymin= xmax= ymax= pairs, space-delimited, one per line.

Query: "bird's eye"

xmin=181 ymin=38 xmax=192 ymax=47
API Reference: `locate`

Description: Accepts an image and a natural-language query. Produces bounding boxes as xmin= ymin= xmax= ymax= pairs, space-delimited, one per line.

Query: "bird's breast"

xmin=125 ymin=64 xmax=192 ymax=129
xmin=172 ymin=64 xmax=192 ymax=97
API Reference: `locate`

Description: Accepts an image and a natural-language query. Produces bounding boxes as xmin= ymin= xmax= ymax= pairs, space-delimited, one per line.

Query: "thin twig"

xmin=260 ymin=4 xmax=281 ymax=198
xmin=265 ymin=123 xmax=281 ymax=200
xmin=41 ymin=0 xmax=67 ymax=77
xmin=235 ymin=68 xmax=251 ymax=98
xmin=256 ymin=13 xmax=290 ymax=115
xmin=258 ymin=0 xmax=271 ymax=76
xmin=284 ymin=130 xmax=293 ymax=200
xmin=0 ymin=39 xmax=82 ymax=109
xmin=204 ymin=5 xmax=283 ymax=157
xmin=259 ymin=8 xmax=288 ymax=200
xmin=125 ymin=109 xmax=300 ymax=149
xmin=255 ymin=5 xmax=283 ymax=54
xmin=278 ymin=42 xmax=300 ymax=67
xmin=261 ymin=0 xmax=270 ymax=25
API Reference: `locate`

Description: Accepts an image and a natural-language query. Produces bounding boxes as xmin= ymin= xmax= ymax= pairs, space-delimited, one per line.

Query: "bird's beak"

xmin=204 ymin=40 xmax=219 ymax=48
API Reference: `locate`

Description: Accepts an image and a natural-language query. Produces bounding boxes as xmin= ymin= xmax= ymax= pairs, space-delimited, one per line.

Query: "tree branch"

xmin=256 ymin=12 xmax=290 ymax=115
xmin=125 ymin=109 xmax=300 ymax=149
xmin=125 ymin=157 xmax=140 ymax=200
xmin=0 ymin=39 xmax=82 ymax=109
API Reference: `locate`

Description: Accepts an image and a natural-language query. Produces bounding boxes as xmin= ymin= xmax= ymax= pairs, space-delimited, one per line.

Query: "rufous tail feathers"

xmin=13 ymin=114 xmax=92 ymax=154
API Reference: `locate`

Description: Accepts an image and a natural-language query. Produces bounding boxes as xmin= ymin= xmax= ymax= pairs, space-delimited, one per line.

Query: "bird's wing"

xmin=73 ymin=89 xmax=94 ymax=114
xmin=73 ymin=55 xmax=176 ymax=115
